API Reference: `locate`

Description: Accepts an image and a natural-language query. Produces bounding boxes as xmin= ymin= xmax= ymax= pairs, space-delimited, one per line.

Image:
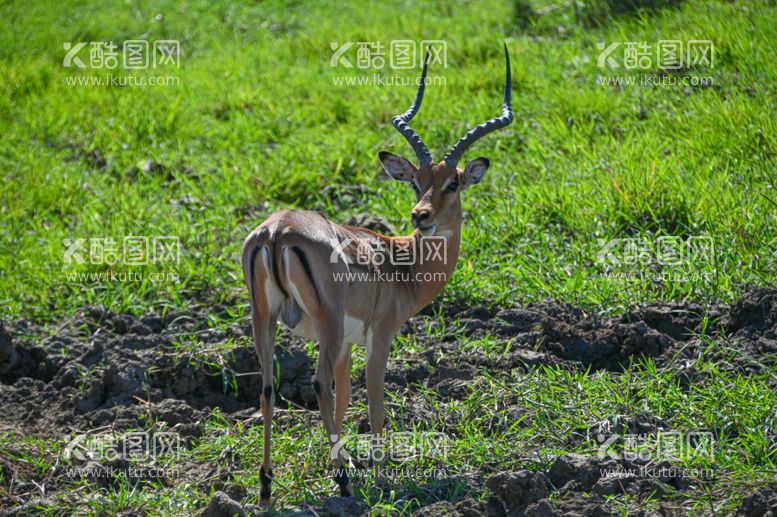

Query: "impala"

xmin=242 ymin=44 xmax=513 ymax=502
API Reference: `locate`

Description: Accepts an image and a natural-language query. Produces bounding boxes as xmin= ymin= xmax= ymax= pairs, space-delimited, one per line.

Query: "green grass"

xmin=1 ymin=0 xmax=776 ymax=515
xmin=1 ymin=0 xmax=775 ymax=320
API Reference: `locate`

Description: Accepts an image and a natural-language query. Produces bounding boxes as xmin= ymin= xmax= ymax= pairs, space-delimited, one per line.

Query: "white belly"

xmin=285 ymin=313 xmax=366 ymax=345
xmin=287 ymin=312 xmax=317 ymax=340
xmin=343 ymin=315 xmax=366 ymax=344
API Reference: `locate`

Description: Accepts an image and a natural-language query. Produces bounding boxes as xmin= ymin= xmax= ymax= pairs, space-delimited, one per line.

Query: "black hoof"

xmin=260 ymin=466 xmax=273 ymax=501
xmin=334 ymin=469 xmax=352 ymax=497
xmin=339 ymin=481 xmax=354 ymax=497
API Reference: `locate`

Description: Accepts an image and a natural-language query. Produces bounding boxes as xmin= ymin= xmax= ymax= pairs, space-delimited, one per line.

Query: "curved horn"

xmin=444 ymin=43 xmax=513 ymax=167
xmin=392 ymin=52 xmax=432 ymax=165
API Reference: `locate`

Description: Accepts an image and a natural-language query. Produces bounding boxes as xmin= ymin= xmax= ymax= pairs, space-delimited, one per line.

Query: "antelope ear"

xmin=461 ymin=157 xmax=490 ymax=189
xmin=379 ymin=151 xmax=416 ymax=182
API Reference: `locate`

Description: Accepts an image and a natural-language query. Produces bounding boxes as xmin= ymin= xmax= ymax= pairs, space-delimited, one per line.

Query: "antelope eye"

xmin=444 ymin=181 xmax=459 ymax=193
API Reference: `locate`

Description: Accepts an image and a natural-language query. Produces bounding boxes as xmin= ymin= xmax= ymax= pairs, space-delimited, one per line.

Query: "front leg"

xmin=365 ymin=331 xmax=392 ymax=465
xmin=332 ymin=346 xmax=354 ymax=496
xmin=334 ymin=345 xmax=352 ymax=436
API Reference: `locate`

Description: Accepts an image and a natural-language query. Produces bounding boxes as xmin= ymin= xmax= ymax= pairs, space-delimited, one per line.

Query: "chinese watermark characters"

xmin=63 ymin=40 xmax=180 ymax=69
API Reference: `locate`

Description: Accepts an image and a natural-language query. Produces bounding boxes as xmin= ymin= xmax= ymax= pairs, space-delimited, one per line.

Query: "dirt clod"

xmin=201 ymin=490 xmax=246 ymax=517
xmin=323 ymin=496 xmax=368 ymax=516
xmin=549 ymin=453 xmax=608 ymax=492
xmin=738 ymin=485 xmax=777 ymax=517
xmin=0 ymin=321 xmax=19 ymax=376
xmin=485 ymin=470 xmax=549 ymax=513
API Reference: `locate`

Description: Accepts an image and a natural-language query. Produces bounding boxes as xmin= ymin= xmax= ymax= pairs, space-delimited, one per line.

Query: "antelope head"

xmin=379 ymin=44 xmax=514 ymax=238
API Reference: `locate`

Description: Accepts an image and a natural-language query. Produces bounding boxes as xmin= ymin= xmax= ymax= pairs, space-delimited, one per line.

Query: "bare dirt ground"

xmin=1 ymin=289 xmax=776 ymax=515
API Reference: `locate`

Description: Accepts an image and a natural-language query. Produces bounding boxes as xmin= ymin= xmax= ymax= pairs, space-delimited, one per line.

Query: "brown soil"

xmin=1 ymin=288 xmax=775 ymax=515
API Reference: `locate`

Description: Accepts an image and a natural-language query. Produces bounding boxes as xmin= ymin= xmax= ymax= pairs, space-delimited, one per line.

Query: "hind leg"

xmin=282 ymin=244 xmax=353 ymax=495
xmin=313 ymin=321 xmax=354 ymax=496
xmin=255 ymin=311 xmax=278 ymax=504
xmin=243 ymin=243 xmax=282 ymax=504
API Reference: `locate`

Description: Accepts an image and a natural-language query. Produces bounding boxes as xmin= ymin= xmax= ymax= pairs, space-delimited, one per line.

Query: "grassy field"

xmin=1 ymin=0 xmax=776 ymax=515
xmin=1 ymin=0 xmax=775 ymax=319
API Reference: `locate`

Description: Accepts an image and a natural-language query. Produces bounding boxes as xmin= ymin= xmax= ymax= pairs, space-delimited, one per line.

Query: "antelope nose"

xmin=411 ymin=209 xmax=430 ymax=228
